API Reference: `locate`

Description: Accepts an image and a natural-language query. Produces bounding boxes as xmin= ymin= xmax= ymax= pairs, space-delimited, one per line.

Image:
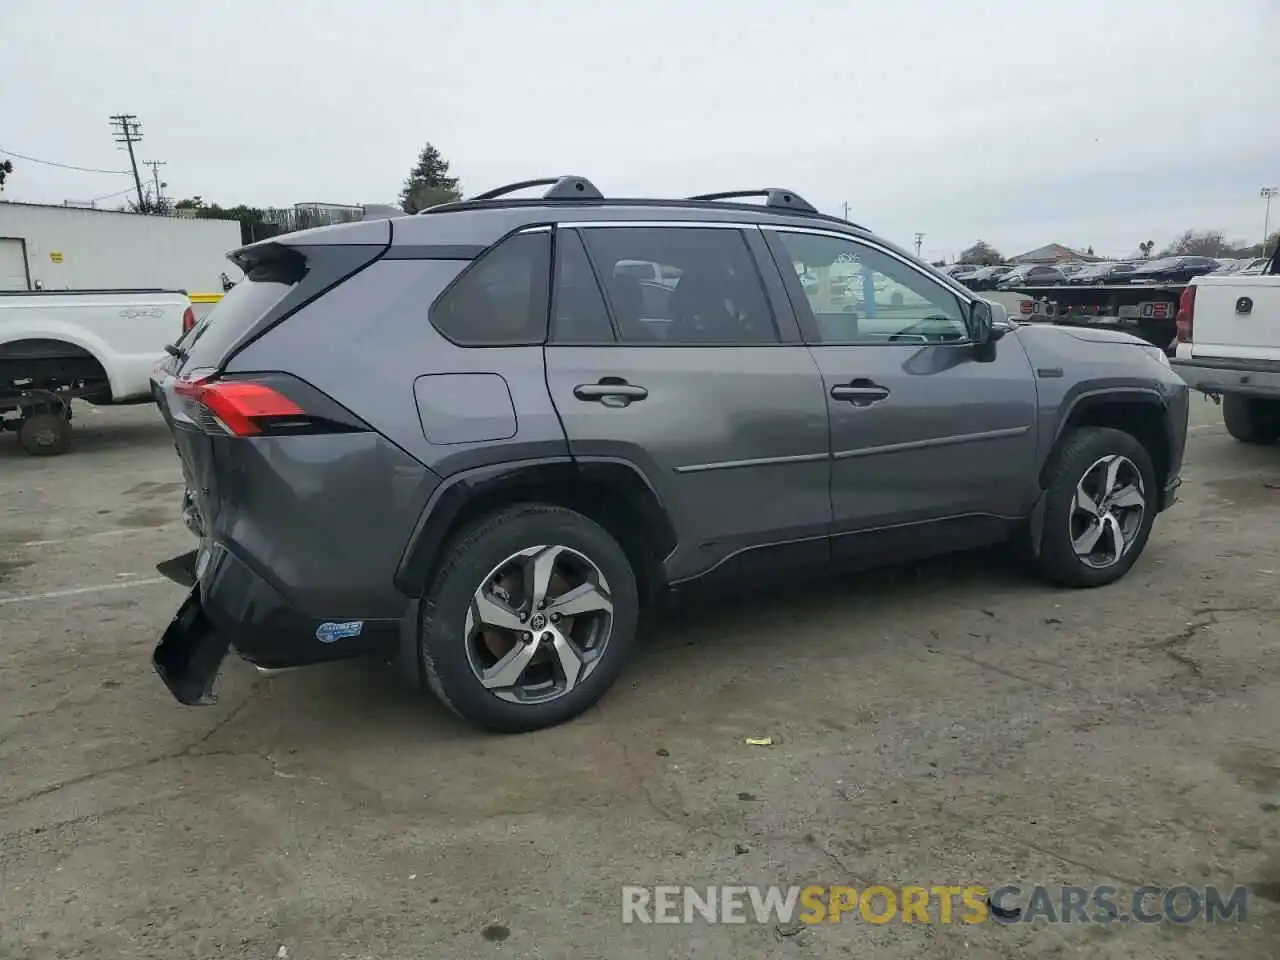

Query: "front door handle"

xmin=830 ymin=379 xmax=890 ymax=406
xmin=573 ymin=378 xmax=649 ymax=407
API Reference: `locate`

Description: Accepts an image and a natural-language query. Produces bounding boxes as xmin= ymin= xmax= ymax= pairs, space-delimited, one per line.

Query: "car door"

xmin=762 ymin=227 xmax=1039 ymax=565
xmin=543 ymin=223 xmax=832 ymax=583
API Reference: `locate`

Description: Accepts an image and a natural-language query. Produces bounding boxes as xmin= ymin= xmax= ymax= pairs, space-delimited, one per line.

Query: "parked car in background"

xmin=1239 ymin=257 xmax=1270 ymax=275
xmin=1129 ymin=256 xmax=1220 ymax=284
xmin=1068 ymin=261 xmax=1140 ymax=285
xmin=962 ymin=265 xmax=1014 ymax=290
xmin=1058 ymin=263 xmax=1087 ymax=279
xmin=997 ymin=264 xmax=1068 ymax=288
xmin=944 ymin=264 xmax=980 ymax=277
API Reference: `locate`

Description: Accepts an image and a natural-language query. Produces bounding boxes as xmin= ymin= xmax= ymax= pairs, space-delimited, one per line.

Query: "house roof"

xmin=1010 ymin=243 xmax=1099 ymax=264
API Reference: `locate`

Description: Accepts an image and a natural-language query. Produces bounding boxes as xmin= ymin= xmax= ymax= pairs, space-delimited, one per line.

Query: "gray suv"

xmin=151 ymin=177 xmax=1189 ymax=732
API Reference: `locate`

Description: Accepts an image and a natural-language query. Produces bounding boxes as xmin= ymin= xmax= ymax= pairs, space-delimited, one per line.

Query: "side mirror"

xmin=971 ymin=299 xmax=1009 ymax=345
xmin=970 ymin=299 xmax=993 ymax=343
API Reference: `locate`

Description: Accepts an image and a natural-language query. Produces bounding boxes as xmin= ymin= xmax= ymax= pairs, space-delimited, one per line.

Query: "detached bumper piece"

xmin=152 ymin=587 xmax=231 ymax=706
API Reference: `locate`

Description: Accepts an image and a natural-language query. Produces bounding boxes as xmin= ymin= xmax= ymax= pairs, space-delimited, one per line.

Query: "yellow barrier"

xmin=189 ymin=292 xmax=225 ymax=304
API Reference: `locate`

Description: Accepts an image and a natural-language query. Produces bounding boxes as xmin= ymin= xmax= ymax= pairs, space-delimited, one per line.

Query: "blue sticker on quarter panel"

xmin=316 ymin=620 xmax=364 ymax=643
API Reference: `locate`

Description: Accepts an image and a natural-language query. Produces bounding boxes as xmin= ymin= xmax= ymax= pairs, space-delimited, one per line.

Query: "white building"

xmin=0 ymin=202 xmax=243 ymax=293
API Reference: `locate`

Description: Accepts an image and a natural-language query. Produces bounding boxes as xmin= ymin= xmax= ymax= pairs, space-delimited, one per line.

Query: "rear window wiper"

xmin=164 ymin=342 xmax=187 ymax=360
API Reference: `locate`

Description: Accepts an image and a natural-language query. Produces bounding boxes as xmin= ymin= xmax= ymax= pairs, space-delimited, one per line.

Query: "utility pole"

xmin=913 ymin=232 xmax=925 ymax=257
xmin=841 ymin=201 xmax=850 ymax=221
xmin=145 ymin=160 xmax=168 ymax=211
xmin=109 ymin=114 xmax=146 ymax=210
xmin=1262 ymin=186 xmax=1278 ymax=245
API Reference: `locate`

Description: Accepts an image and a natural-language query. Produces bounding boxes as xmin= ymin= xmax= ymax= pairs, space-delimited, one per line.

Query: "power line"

xmin=109 ymin=114 xmax=146 ymax=210
xmin=60 ymin=185 xmax=140 ymax=208
xmin=0 ymin=145 xmax=131 ymax=175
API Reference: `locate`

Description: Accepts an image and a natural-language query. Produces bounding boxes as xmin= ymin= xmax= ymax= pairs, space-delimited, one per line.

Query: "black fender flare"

xmin=393 ymin=455 xmax=677 ymax=598
xmin=1028 ymin=386 xmax=1169 ymax=556
xmin=391 ymin=455 xmax=676 ymax=688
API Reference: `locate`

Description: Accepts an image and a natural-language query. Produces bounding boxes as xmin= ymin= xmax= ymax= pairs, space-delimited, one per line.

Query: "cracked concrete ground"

xmin=1 ymin=397 xmax=1279 ymax=959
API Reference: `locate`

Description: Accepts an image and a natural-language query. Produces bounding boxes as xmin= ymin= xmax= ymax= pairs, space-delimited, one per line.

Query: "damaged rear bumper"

xmin=153 ymin=582 xmax=230 ymax=705
xmin=151 ymin=543 xmax=403 ymax=706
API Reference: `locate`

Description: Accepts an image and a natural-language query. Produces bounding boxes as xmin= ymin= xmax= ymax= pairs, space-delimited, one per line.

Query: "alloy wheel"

xmin=1069 ymin=455 xmax=1146 ymax=569
xmin=464 ymin=545 xmax=614 ymax=704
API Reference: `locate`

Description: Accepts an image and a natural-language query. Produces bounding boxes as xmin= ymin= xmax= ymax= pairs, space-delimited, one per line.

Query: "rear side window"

xmin=431 ymin=231 xmax=551 ymax=345
xmin=179 ymin=274 xmax=295 ymax=372
xmin=580 ymin=227 xmax=777 ymax=344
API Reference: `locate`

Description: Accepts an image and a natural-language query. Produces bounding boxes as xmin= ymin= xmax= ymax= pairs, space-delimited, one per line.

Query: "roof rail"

xmin=688 ymin=189 xmax=818 ymax=214
xmin=469 ymin=176 xmax=604 ymax=202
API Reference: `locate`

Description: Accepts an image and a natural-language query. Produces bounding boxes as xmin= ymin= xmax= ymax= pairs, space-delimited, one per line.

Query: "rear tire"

xmin=1035 ymin=426 xmax=1158 ymax=588
xmin=419 ymin=503 xmax=639 ymax=733
xmin=1222 ymin=395 xmax=1280 ymax=445
xmin=18 ymin=412 xmax=71 ymax=456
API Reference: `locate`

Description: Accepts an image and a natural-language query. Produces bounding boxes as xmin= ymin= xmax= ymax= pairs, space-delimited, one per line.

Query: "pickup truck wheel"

xmin=419 ymin=504 xmax=639 ymax=733
xmin=1221 ymin=395 xmax=1280 ymax=445
xmin=18 ymin=412 xmax=72 ymax=456
xmin=1036 ymin=426 xmax=1157 ymax=588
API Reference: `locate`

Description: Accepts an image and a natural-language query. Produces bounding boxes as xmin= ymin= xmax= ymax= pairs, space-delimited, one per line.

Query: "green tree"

xmin=400 ymin=142 xmax=462 ymax=213
xmin=0 ymin=159 xmax=12 ymax=191
xmin=175 ymin=197 xmax=268 ymax=245
xmin=957 ymin=240 xmax=1003 ymax=266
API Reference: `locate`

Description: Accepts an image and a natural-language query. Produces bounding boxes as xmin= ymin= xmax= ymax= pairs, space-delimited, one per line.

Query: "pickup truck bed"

xmin=1170 ymin=251 xmax=1280 ymax=444
xmin=1 ymin=288 xmax=193 ymax=455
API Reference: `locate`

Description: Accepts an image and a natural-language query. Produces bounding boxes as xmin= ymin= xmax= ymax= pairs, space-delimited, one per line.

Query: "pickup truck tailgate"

xmin=1189 ymin=275 xmax=1280 ymax=362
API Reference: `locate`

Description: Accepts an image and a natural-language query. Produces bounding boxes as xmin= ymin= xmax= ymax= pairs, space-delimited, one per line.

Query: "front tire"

xmin=419 ymin=504 xmax=639 ymax=732
xmin=1222 ymin=395 xmax=1280 ymax=445
xmin=1036 ymin=426 xmax=1158 ymax=587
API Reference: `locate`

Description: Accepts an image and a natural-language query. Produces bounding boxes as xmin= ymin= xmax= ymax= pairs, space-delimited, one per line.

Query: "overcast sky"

xmin=3 ymin=0 xmax=1277 ymax=260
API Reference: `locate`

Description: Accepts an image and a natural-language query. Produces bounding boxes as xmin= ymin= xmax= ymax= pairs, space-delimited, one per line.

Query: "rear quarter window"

xmin=430 ymin=231 xmax=551 ymax=346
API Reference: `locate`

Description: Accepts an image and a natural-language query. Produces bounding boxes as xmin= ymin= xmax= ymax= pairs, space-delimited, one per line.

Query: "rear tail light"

xmin=174 ymin=377 xmax=302 ymax=436
xmin=172 ymin=373 xmax=370 ymax=438
xmin=1020 ymin=301 xmax=1034 ymax=315
xmin=1175 ymin=286 xmax=1196 ymax=343
xmin=182 ymin=306 xmax=196 ymax=334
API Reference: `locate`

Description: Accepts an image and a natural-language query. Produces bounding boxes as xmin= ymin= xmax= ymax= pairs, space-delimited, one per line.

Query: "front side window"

xmin=430 ymin=231 xmax=551 ymax=345
xmin=579 ymin=227 xmax=777 ymax=344
xmin=770 ymin=231 xmax=969 ymax=345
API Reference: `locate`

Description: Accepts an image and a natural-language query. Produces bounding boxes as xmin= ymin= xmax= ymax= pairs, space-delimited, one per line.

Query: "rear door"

xmin=763 ymin=227 xmax=1038 ymax=564
xmin=543 ymin=223 xmax=832 ymax=582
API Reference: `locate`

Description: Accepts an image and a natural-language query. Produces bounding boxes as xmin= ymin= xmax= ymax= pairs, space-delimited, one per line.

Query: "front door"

xmin=764 ymin=228 xmax=1039 ymax=564
xmin=543 ymin=224 xmax=832 ymax=582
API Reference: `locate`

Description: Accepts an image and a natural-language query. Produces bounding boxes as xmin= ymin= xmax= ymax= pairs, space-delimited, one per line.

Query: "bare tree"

xmin=958 ymin=240 xmax=1004 ymax=265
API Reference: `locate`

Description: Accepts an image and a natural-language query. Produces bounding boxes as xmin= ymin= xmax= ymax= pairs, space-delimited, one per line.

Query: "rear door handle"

xmin=830 ymin=379 xmax=890 ymax=406
xmin=573 ymin=379 xmax=649 ymax=407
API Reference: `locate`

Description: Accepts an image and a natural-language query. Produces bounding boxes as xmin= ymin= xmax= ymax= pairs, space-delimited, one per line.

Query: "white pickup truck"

xmin=0 ymin=289 xmax=193 ymax=455
xmin=1171 ymin=247 xmax=1280 ymax=444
